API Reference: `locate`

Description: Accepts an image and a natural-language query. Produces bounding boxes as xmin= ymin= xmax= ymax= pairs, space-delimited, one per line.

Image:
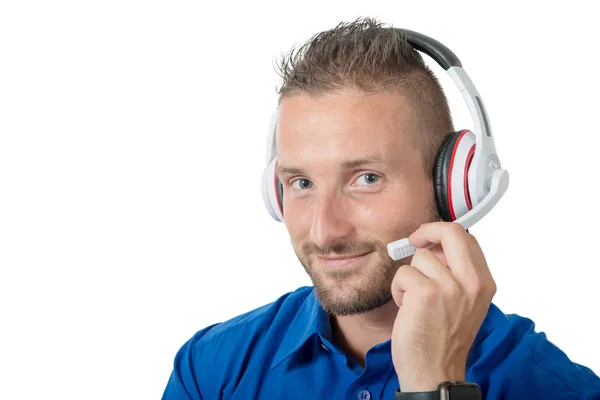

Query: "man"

xmin=162 ymin=18 xmax=600 ymax=399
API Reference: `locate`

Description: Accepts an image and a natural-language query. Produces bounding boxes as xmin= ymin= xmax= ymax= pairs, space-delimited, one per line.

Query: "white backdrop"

xmin=1 ymin=1 xmax=599 ymax=399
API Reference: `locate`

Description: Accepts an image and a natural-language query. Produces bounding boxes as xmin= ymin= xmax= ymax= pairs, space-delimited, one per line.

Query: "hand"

xmin=390 ymin=222 xmax=497 ymax=392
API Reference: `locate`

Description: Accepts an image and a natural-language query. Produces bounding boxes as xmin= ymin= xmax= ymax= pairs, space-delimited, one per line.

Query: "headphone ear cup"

xmin=434 ymin=133 xmax=458 ymax=222
xmin=261 ymin=158 xmax=284 ymax=222
xmin=433 ymin=130 xmax=476 ymax=222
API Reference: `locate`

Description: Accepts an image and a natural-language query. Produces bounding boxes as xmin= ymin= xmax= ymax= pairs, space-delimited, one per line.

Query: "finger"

xmin=409 ymin=222 xmax=490 ymax=298
xmin=408 ymin=222 xmax=472 ymax=275
xmin=410 ymin=247 xmax=453 ymax=283
xmin=466 ymin=234 xmax=488 ymax=274
xmin=391 ymin=265 xmax=444 ymax=309
xmin=391 ymin=264 xmax=430 ymax=295
xmin=440 ymin=230 xmax=494 ymax=299
xmin=411 ymin=247 xmax=463 ymax=301
xmin=466 ymin=233 xmax=497 ymax=296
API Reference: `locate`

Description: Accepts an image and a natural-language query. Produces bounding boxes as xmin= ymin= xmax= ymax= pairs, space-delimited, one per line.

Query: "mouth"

xmin=316 ymin=251 xmax=373 ymax=270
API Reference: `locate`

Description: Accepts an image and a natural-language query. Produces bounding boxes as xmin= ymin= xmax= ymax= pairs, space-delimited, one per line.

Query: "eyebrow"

xmin=276 ymin=155 xmax=392 ymax=176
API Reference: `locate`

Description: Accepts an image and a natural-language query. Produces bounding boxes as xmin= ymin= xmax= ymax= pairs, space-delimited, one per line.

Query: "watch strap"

xmin=394 ymin=389 xmax=438 ymax=400
xmin=394 ymin=381 xmax=482 ymax=400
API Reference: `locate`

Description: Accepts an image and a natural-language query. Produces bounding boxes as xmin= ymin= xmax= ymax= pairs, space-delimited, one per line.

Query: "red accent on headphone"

xmin=464 ymin=145 xmax=476 ymax=210
xmin=448 ymin=130 xmax=469 ymax=221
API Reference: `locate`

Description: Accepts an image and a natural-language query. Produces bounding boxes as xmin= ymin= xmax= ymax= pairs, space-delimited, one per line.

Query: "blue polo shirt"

xmin=162 ymin=286 xmax=600 ymax=399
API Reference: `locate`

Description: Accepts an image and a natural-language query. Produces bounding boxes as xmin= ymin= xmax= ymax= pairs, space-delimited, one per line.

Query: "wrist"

xmin=398 ymin=369 xmax=466 ymax=392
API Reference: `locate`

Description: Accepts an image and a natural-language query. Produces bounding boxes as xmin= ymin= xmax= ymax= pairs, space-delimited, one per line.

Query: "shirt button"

xmin=358 ymin=389 xmax=371 ymax=400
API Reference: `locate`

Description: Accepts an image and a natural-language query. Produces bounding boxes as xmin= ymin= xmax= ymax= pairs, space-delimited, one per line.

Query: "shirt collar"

xmin=271 ymin=288 xmax=329 ymax=369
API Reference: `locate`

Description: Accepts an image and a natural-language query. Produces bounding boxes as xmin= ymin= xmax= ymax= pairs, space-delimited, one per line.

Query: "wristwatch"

xmin=395 ymin=381 xmax=482 ymax=399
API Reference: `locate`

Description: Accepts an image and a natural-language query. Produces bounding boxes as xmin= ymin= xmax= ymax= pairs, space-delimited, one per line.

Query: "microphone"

xmin=386 ymin=168 xmax=509 ymax=261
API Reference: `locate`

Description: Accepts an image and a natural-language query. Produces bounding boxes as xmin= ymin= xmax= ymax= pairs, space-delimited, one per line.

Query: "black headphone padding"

xmin=434 ymin=131 xmax=463 ymax=222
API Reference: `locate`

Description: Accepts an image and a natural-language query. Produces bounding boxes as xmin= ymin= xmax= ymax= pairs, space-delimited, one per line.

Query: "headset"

xmin=261 ymin=28 xmax=509 ymax=261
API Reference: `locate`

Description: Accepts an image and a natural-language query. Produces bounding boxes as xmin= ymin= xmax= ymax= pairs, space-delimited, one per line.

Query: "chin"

xmin=308 ymin=259 xmax=396 ymax=316
xmin=314 ymin=284 xmax=393 ymax=316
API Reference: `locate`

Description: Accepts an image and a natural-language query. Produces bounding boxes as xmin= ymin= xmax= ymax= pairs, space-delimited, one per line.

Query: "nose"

xmin=309 ymin=190 xmax=355 ymax=250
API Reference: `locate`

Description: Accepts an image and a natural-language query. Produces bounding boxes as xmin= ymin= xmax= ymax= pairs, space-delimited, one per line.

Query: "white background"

xmin=1 ymin=1 xmax=599 ymax=399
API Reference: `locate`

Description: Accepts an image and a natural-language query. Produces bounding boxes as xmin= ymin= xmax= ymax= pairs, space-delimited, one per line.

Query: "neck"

xmin=330 ymin=297 xmax=398 ymax=368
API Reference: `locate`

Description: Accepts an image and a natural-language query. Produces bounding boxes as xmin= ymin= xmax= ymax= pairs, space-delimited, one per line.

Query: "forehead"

xmin=276 ymin=88 xmax=419 ymax=163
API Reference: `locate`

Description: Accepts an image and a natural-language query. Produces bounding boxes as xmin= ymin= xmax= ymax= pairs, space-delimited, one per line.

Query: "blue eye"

xmin=291 ymin=179 xmax=313 ymax=190
xmin=356 ymin=173 xmax=380 ymax=185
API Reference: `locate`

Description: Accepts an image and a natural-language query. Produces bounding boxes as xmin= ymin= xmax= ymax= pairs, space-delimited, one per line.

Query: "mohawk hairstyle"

xmin=275 ymin=17 xmax=454 ymax=176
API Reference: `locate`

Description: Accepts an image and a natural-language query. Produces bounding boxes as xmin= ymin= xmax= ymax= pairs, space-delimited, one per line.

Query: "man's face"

xmin=276 ymin=88 xmax=440 ymax=316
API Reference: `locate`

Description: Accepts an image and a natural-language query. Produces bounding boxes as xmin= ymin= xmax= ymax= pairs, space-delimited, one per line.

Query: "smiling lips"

xmin=317 ymin=251 xmax=373 ymax=269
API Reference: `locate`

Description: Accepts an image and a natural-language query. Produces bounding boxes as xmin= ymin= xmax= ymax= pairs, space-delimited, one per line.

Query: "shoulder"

xmin=173 ymin=285 xmax=314 ymax=371
xmin=164 ymin=286 xmax=315 ymax=399
xmin=524 ymin=320 xmax=600 ymax=395
xmin=191 ymin=285 xmax=313 ymax=346
xmin=475 ymin=304 xmax=600 ymax=398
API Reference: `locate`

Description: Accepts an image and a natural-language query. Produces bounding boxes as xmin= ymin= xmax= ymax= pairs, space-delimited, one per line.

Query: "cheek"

xmin=353 ymin=202 xmax=407 ymax=236
xmin=354 ymin=186 xmax=434 ymax=235
xmin=282 ymin=199 xmax=311 ymax=241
